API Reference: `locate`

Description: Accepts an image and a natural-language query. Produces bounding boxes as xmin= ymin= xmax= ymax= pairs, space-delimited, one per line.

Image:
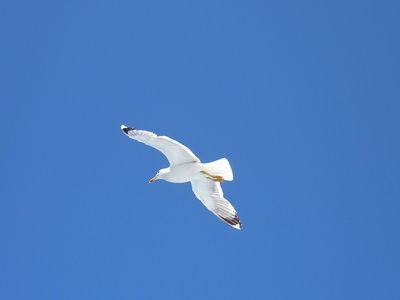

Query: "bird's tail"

xmin=203 ymin=158 xmax=233 ymax=181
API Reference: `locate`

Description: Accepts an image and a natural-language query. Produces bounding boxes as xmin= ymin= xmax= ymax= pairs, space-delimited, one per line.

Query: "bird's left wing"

xmin=191 ymin=179 xmax=242 ymax=229
xmin=121 ymin=125 xmax=200 ymax=166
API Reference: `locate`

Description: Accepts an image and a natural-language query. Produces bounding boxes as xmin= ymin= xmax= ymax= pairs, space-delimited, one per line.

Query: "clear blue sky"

xmin=1 ymin=1 xmax=399 ymax=299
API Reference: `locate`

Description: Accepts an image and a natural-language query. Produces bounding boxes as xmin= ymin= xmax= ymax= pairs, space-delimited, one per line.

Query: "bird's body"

xmin=157 ymin=159 xmax=233 ymax=183
xmin=158 ymin=163 xmax=203 ymax=183
xmin=121 ymin=125 xmax=242 ymax=229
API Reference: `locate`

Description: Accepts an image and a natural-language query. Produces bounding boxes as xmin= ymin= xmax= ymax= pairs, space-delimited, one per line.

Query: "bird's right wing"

xmin=121 ymin=125 xmax=200 ymax=166
xmin=191 ymin=179 xmax=242 ymax=229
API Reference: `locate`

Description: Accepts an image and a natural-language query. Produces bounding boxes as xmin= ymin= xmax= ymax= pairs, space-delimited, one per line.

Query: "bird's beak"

xmin=149 ymin=175 xmax=158 ymax=183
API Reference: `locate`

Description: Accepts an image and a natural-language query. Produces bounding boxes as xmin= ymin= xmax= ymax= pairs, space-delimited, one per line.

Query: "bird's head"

xmin=149 ymin=168 xmax=168 ymax=183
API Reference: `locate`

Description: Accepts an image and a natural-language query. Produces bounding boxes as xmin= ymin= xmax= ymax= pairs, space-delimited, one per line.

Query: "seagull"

xmin=121 ymin=125 xmax=242 ymax=229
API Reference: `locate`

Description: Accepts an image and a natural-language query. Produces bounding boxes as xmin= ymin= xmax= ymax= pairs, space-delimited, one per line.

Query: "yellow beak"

xmin=149 ymin=175 xmax=158 ymax=183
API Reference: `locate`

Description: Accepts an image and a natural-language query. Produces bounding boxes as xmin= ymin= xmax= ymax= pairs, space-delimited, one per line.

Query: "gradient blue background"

xmin=1 ymin=1 xmax=399 ymax=299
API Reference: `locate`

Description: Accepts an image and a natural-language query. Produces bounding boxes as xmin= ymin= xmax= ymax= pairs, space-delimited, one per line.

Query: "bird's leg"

xmin=212 ymin=176 xmax=225 ymax=183
xmin=200 ymin=170 xmax=210 ymax=176
xmin=200 ymin=171 xmax=225 ymax=183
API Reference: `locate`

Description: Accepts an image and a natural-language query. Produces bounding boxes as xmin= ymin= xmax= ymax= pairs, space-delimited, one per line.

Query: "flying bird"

xmin=121 ymin=125 xmax=242 ymax=229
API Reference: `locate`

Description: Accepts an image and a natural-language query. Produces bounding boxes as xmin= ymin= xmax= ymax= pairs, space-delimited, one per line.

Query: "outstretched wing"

xmin=121 ymin=125 xmax=200 ymax=166
xmin=191 ymin=179 xmax=242 ymax=229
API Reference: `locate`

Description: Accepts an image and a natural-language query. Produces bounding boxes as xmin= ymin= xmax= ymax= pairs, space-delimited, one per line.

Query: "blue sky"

xmin=1 ymin=1 xmax=399 ymax=299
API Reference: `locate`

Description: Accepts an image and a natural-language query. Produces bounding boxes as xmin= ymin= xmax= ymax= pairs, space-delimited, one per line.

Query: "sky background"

xmin=1 ymin=1 xmax=399 ymax=299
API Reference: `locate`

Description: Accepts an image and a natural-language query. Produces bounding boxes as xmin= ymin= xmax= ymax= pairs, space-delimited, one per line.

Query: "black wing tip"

xmin=218 ymin=214 xmax=243 ymax=230
xmin=121 ymin=125 xmax=135 ymax=134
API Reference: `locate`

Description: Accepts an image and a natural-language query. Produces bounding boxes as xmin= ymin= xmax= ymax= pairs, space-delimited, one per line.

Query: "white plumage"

xmin=121 ymin=125 xmax=242 ymax=229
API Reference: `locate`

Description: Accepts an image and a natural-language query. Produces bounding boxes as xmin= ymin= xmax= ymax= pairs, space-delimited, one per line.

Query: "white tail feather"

xmin=203 ymin=158 xmax=233 ymax=181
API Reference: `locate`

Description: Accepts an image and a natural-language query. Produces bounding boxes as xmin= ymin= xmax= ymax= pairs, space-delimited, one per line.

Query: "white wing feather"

xmin=121 ymin=126 xmax=200 ymax=166
xmin=191 ymin=179 xmax=242 ymax=229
